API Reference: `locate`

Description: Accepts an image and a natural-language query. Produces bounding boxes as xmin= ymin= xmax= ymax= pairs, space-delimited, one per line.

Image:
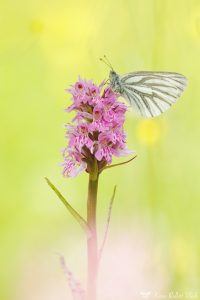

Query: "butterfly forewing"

xmin=119 ymin=71 xmax=187 ymax=118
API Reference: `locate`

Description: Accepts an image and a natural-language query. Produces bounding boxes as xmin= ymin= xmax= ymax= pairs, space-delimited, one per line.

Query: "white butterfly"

xmin=101 ymin=56 xmax=187 ymax=118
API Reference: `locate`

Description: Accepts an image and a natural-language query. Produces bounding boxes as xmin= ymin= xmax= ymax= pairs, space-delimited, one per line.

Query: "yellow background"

xmin=1 ymin=0 xmax=200 ymax=299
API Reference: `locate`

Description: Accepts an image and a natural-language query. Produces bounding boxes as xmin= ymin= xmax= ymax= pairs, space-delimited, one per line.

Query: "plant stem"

xmin=87 ymin=160 xmax=99 ymax=300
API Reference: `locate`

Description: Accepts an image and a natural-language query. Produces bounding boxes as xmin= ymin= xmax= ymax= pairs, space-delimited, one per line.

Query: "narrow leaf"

xmin=59 ymin=255 xmax=85 ymax=300
xmin=101 ymin=155 xmax=137 ymax=172
xmin=98 ymin=185 xmax=117 ymax=263
xmin=45 ymin=177 xmax=91 ymax=237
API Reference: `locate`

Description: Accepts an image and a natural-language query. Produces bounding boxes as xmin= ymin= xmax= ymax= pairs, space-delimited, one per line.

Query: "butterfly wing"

xmin=119 ymin=71 xmax=187 ymax=118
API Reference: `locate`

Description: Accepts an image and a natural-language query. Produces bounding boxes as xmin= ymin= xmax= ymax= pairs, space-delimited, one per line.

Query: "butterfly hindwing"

xmin=119 ymin=71 xmax=187 ymax=118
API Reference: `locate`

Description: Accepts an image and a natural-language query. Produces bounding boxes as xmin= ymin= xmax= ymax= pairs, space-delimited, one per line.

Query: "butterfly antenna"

xmin=100 ymin=55 xmax=114 ymax=70
xmin=104 ymin=55 xmax=114 ymax=70
xmin=99 ymin=57 xmax=110 ymax=69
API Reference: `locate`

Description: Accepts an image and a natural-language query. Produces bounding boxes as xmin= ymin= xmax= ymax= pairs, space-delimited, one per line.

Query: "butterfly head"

xmin=109 ymin=69 xmax=117 ymax=78
xmin=100 ymin=56 xmax=122 ymax=92
xmin=109 ymin=70 xmax=117 ymax=84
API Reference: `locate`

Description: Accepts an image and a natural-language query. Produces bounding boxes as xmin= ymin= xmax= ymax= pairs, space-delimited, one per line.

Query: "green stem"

xmin=87 ymin=160 xmax=99 ymax=300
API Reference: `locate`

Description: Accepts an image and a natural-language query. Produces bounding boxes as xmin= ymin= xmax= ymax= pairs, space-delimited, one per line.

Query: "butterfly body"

xmin=109 ymin=70 xmax=125 ymax=93
xmin=109 ymin=69 xmax=187 ymax=118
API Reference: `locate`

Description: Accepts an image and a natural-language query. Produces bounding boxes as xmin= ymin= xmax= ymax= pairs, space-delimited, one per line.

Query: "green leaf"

xmin=98 ymin=185 xmax=117 ymax=262
xmin=45 ymin=177 xmax=91 ymax=237
xmin=100 ymin=155 xmax=137 ymax=173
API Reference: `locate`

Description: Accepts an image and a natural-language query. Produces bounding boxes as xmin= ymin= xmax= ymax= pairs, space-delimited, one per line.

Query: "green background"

xmin=1 ymin=0 xmax=200 ymax=299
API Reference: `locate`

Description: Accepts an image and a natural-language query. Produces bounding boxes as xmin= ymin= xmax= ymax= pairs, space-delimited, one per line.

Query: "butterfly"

xmin=100 ymin=56 xmax=187 ymax=118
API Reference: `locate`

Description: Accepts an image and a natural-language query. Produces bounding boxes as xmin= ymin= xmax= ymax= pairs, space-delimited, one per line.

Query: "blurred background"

xmin=1 ymin=0 xmax=200 ymax=299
